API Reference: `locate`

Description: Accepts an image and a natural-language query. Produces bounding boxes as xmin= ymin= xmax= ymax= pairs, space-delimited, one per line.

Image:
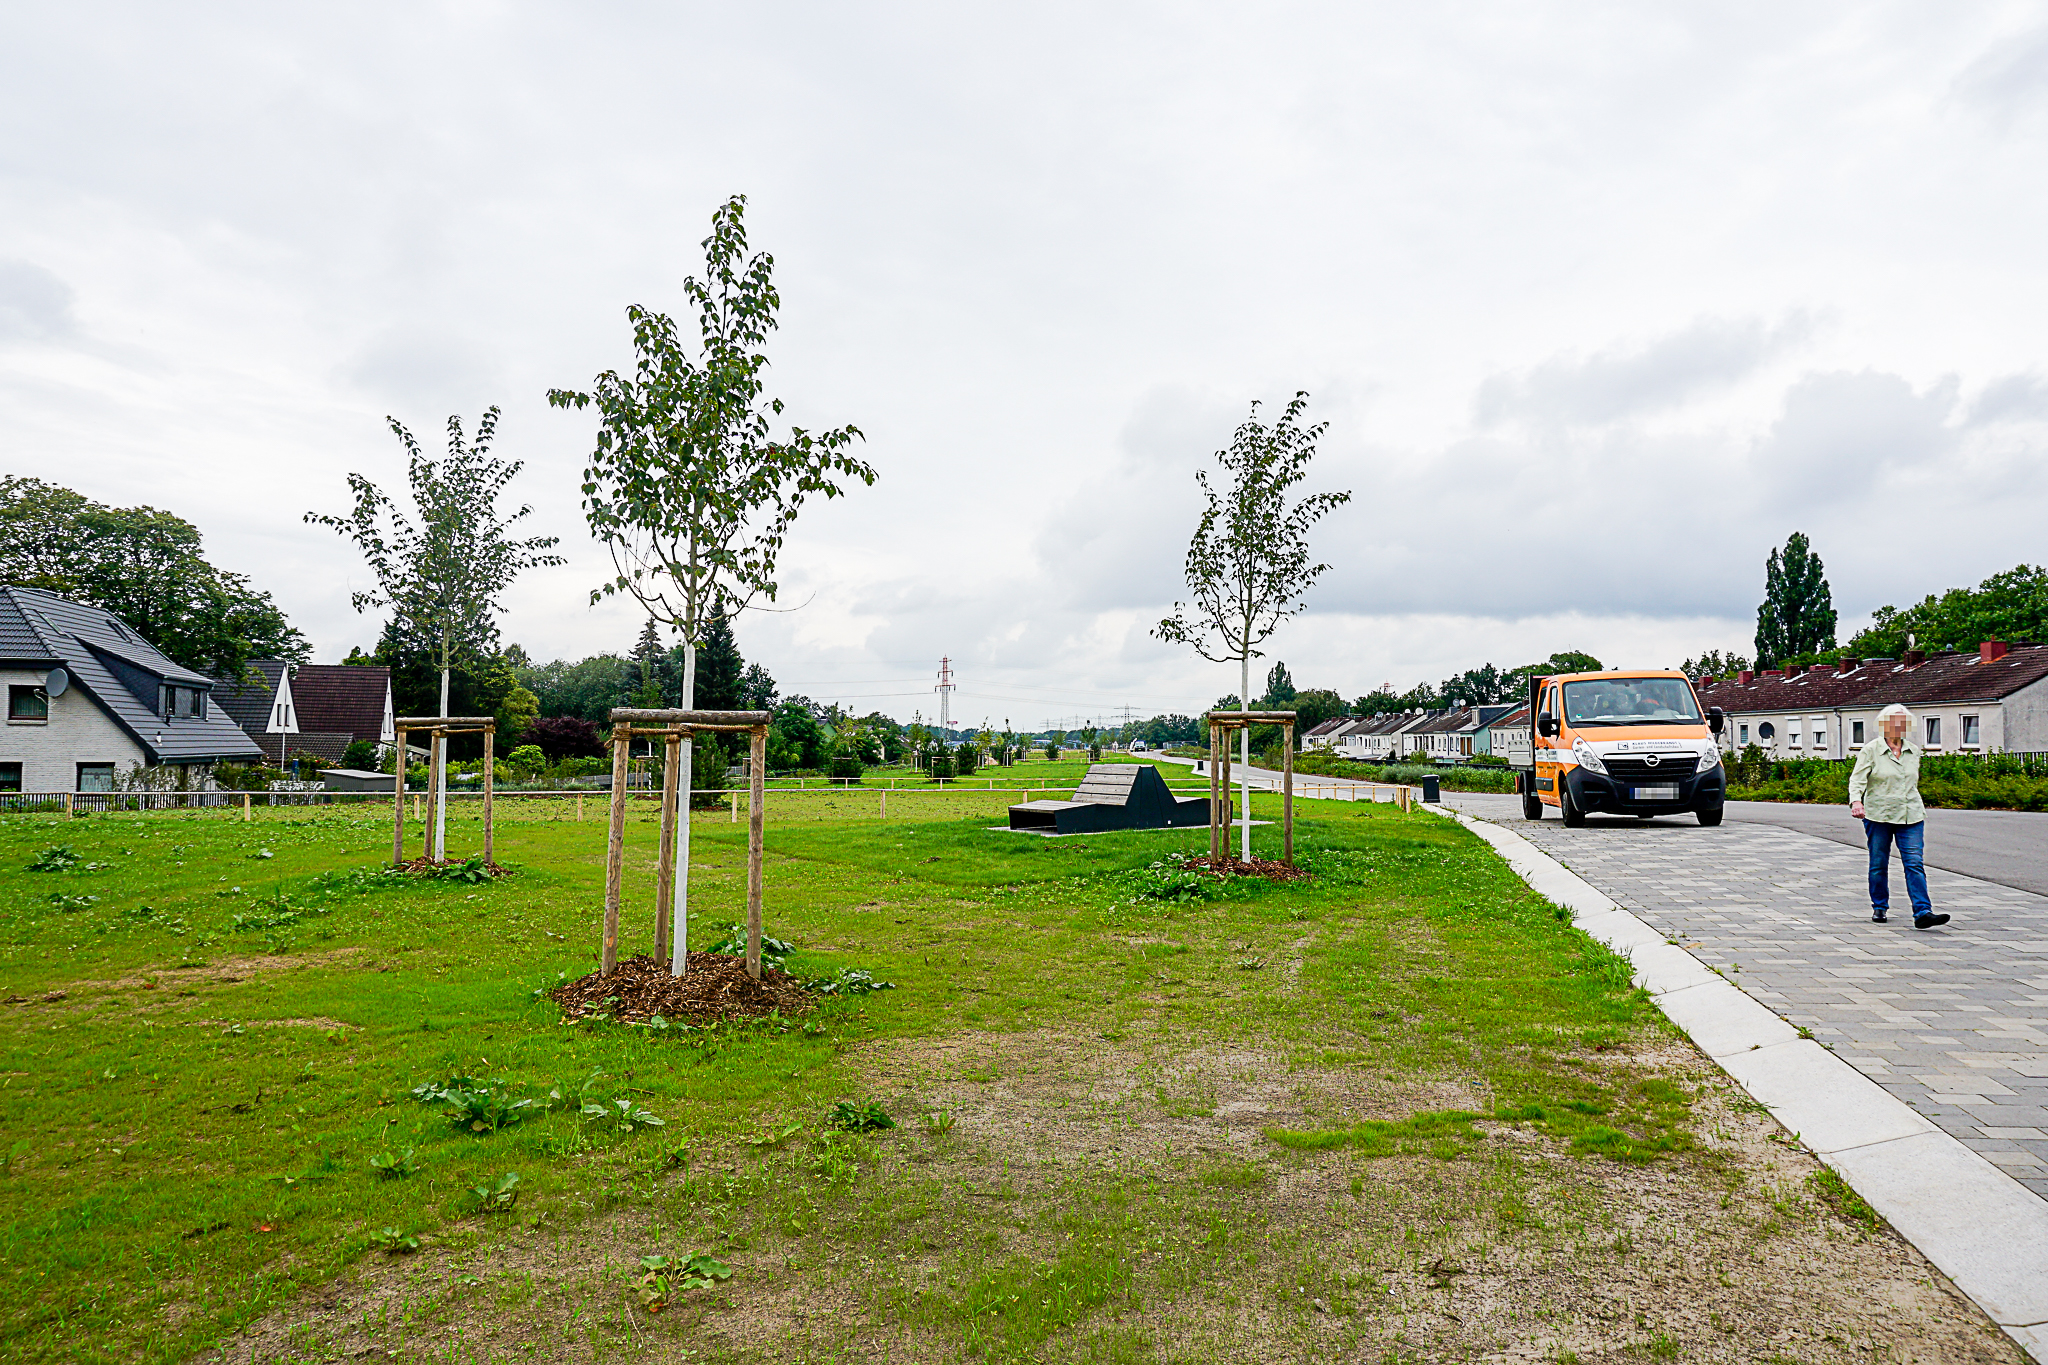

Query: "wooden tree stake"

xmin=602 ymin=722 xmax=630 ymax=974
xmin=654 ymin=731 xmax=681 ymax=964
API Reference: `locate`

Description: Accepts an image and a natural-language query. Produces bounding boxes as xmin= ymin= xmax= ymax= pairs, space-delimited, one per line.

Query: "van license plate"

xmin=1631 ymin=785 xmax=1679 ymax=801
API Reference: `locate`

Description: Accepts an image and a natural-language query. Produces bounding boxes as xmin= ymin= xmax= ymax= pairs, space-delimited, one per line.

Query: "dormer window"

xmin=159 ymin=685 xmax=206 ymax=720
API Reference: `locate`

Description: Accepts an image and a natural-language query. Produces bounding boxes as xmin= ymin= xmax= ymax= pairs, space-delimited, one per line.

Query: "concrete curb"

xmin=1433 ymin=805 xmax=2048 ymax=1361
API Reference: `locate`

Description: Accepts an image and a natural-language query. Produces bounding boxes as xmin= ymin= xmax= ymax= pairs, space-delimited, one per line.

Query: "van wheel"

xmin=1561 ymin=788 xmax=1586 ymax=827
xmin=1522 ymin=790 xmax=1543 ymax=820
xmin=1697 ymin=806 xmax=1723 ymax=827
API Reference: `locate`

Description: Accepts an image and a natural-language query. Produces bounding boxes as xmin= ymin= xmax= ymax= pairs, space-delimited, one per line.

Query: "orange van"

xmin=1509 ymin=670 xmax=1726 ymax=827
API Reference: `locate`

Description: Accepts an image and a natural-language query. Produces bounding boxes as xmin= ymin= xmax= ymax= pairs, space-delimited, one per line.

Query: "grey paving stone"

xmin=1447 ymin=792 xmax=2048 ymax=1210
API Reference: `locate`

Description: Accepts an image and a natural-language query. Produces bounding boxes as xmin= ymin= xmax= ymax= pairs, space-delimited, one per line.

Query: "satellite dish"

xmin=45 ymin=668 xmax=68 ymax=697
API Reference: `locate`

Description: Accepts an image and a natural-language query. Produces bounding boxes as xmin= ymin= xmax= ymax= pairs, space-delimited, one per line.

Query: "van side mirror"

xmin=1708 ymin=706 xmax=1724 ymax=735
xmin=1537 ymin=714 xmax=1558 ymax=738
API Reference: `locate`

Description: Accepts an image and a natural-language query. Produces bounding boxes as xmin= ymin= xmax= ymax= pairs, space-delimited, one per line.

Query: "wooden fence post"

xmin=746 ymin=724 xmax=767 ymax=981
xmin=1219 ymin=726 xmax=1232 ymax=855
xmin=1207 ymin=723 xmax=1220 ymax=860
xmin=240 ymin=793 xmax=249 ymax=822
xmin=392 ymin=725 xmax=406 ymax=866
xmin=1283 ymin=724 xmax=1294 ymax=867
xmin=654 ymin=732 xmax=680 ymax=964
xmin=602 ymin=723 xmax=631 ymax=975
xmin=482 ymin=726 xmax=495 ymax=866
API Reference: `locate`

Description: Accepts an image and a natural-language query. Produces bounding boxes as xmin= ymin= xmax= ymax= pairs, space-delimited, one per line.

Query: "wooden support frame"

xmin=389 ymin=716 xmax=497 ymax=869
xmin=1201 ymin=710 xmax=1298 ymax=867
xmin=600 ymin=709 xmax=774 ymax=980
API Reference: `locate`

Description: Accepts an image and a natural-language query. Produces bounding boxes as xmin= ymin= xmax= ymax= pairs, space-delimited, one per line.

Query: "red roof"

xmin=1697 ymin=645 xmax=2048 ymax=713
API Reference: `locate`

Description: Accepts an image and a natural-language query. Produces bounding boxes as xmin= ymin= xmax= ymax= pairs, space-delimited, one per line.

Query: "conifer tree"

xmin=1754 ymin=532 xmax=1837 ymax=669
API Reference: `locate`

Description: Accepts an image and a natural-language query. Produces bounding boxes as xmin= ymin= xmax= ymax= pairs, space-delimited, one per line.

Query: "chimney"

xmin=1761 ymin=669 xmax=1784 ymax=680
xmin=1808 ymin=663 xmax=1834 ymax=676
xmin=1904 ymin=649 xmax=1925 ymax=667
xmin=1739 ymin=670 xmax=1754 ymax=685
xmin=1785 ymin=664 xmax=1805 ymax=677
xmin=1702 ymin=676 xmax=1717 ymax=687
xmin=1838 ymin=657 xmax=1860 ymax=671
xmin=1981 ymin=639 xmax=2009 ymax=663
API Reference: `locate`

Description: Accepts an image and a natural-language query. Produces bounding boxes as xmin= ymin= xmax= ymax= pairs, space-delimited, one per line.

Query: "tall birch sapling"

xmin=307 ymin=407 xmax=563 ymax=859
xmin=1154 ymin=393 xmax=1350 ymax=859
xmin=548 ymin=194 xmax=873 ymax=977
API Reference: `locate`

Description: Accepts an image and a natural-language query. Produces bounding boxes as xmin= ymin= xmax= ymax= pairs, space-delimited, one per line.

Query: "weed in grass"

xmin=1809 ymin=1167 xmax=1882 ymax=1233
xmin=808 ymin=967 xmax=896 ymax=995
xmin=368 ymin=1226 xmax=420 ymax=1254
xmin=27 ymin=845 xmax=83 ymax=871
xmin=829 ymin=1100 xmax=896 ymax=1132
xmin=702 ymin=920 xmax=795 ymax=961
xmin=411 ymin=1076 xmax=541 ymax=1132
xmin=636 ymin=1252 xmax=732 ymax=1312
xmin=920 ymin=1109 xmax=957 ymax=1136
xmin=367 ymin=1148 xmax=419 ymax=1179
xmin=582 ymin=1097 xmax=665 ymax=1132
xmin=469 ymin=1172 xmax=521 ymax=1211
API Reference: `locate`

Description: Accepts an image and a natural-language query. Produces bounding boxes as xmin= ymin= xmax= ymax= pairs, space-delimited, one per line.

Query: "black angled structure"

xmin=1007 ymin=763 xmax=1210 ymax=835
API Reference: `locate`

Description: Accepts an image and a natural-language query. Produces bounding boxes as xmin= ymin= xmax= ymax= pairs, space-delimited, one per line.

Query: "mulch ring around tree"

xmin=393 ymin=855 xmax=511 ymax=878
xmin=548 ymin=952 xmax=814 ymax=1026
xmin=1178 ymin=853 xmax=1312 ymax=883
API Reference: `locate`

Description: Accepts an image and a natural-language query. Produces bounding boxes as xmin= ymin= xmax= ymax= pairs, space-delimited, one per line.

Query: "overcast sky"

xmin=7 ymin=3 xmax=2048 ymax=728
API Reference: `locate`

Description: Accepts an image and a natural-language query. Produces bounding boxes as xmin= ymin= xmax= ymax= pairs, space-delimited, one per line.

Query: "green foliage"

xmin=1754 ymin=531 xmax=1837 ymax=669
xmin=1726 ymin=749 xmax=2048 ymax=810
xmin=1847 ymin=562 xmax=2048 ymax=657
xmin=637 ymin=1252 xmax=732 ymax=1311
xmin=305 ymin=408 xmax=563 ymax=687
xmin=703 ymin=922 xmax=794 ymax=962
xmin=0 ymin=476 xmax=307 ymax=678
xmin=367 ymin=1149 xmax=419 ymax=1179
xmin=410 ymin=1076 xmax=539 ymax=1133
xmin=1154 ymin=393 xmax=1352 ymax=676
xmin=340 ymin=739 xmax=381 ymax=771
xmin=919 ymin=1110 xmax=956 ymax=1136
xmin=828 ymin=1100 xmax=896 ymax=1132
xmin=468 ymin=1171 xmax=521 ymax=1211
xmin=546 ymin=194 xmax=873 ymax=647
xmin=807 ymin=967 xmax=896 ymax=996
xmin=580 ymin=1097 xmax=665 ymax=1132
xmin=367 ymin=1226 xmax=419 ymax=1253
xmin=1290 ymin=751 xmax=1517 ymax=793
xmin=829 ymin=753 xmax=864 ymax=782
xmin=27 ymin=845 xmax=81 ymax=872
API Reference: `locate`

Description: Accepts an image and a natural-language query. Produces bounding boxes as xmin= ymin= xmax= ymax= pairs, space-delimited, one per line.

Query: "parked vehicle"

xmin=1505 ymin=671 xmax=1726 ymax=827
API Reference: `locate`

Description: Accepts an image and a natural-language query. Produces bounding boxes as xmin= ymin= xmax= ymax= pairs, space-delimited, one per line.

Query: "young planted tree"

xmin=1755 ymin=532 xmax=1837 ymax=669
xmin=1154 ymin=393 xmax=1350 ymax=859
xmin=308 ymin=408 xmax=562 ymax=859
xmin=548 ymin=193 xmax=874 ymax=975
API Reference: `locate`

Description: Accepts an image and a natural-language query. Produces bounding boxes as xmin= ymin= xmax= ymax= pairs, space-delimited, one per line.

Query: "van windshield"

xmin=1562 ymin=679 xmax=1701 ymax=727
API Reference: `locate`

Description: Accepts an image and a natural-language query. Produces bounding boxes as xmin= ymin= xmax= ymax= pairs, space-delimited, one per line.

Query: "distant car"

xmin=1130 ymin=741 xmax=1148 ymax=751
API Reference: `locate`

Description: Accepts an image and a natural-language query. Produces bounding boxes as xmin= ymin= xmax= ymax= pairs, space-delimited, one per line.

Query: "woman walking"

xmin=1849 ymin=703 xmax=1949 ymax=929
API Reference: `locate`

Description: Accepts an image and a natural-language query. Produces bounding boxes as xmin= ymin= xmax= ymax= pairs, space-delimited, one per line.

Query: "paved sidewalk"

xmin=1445 ymin=791 xmax=2048 ymax=1200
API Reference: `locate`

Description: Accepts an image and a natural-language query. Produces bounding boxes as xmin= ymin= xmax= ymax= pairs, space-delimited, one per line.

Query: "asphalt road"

xmin=1154 ymin=753 xmax=2048 ymax=897
xmin=1724 ymin=800 xmax=2048 ymax=898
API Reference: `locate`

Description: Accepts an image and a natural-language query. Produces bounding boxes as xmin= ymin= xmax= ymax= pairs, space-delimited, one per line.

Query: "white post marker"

xmin=1239 ymin=658 xmax=1252 ymax=861
xmin=434 ymin=671 xmax=450 ymax=861
xmin=669 ymin=641 xmax=696 ymax=976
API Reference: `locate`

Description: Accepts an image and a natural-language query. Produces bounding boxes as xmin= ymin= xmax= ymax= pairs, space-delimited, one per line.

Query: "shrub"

xmin=341 ymin=739 xmax=380 ymax=770
xmin=955 ymin=745 xmax=979 ymax=776
xmin=524 ymin=716 xmax=603 ymax=760
xmin=1043 ymin=740 xmax=1059 ymax=760
xmin=928 ymin=753 xmax=955 ymax=781
xmin=829 ymin=754 xmax=864 ymax=782
xmin=504 ymin=744 xmax=547 ymax=778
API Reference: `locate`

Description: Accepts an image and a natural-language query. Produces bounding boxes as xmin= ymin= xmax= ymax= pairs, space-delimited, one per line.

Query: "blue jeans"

xmin=1864 ymin=819 xmax=1931 ymax=917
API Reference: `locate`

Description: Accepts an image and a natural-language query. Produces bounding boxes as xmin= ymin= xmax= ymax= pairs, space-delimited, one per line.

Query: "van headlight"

xmin=1572 ymin=738 xmax=1607 ymax=774
xmin=1696 ymin=749 xmax=1721 ymax=773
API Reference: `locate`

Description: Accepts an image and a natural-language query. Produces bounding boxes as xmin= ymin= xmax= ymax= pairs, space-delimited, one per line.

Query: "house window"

xmin=1852 ymin=720 xmax=1865 ymax=745
xmin=76 ymin=763 xmax=114 ymax=793
xmin=1925 ymin=717 xmax=1941 ymax=747
xmin=1738 ymin=724 xmax=1749 ymax=744
xmin=0 ymin=762 xmax=20 ymax=792
xmin=1811 ymin=726 xmax=1826 ymax=750
xmin=8 ymin=685 xmax=49 ymax=723
xmin=1963 ymin=715 xmax=1980 ymax=746
xmin=1757 ymin=721 xmax=1775 ymax=741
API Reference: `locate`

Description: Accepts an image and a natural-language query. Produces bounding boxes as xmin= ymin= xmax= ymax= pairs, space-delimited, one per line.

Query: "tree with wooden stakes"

xmin=548 ymin=194 xmax=875 ymax=977
xmin=1153 ymin=393 xmax=1349 ymax=861
xmin=307 ymin=407 xmax=562 ymax=862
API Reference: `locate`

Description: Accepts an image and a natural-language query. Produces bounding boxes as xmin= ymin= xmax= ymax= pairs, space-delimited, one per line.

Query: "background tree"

xmin=548 ymin=194 xmax=874 ymax=975
xmin=1754 ymin=532 xmax=1836 ymax=669
xmin=307 ymin=406 xmax=562 ymax=860
xmin=1290 ymin=688 xmax=1347 ymax=740
xmin=1677 ymin=648 xmax=1750 ymax=680
xmin=1845 ymin=563 xmax=2048 ymax=657
xmin=0 ymin=477 xmax=306 ymax=678
xmin=1442 ymin=663 xmax=1512 ymax=707
xmin=1156 ymin=393 xmax=1350 ymax=857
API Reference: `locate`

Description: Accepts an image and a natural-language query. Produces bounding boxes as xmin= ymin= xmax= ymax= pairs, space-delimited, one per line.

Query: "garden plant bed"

xmin=548 ymin=951 xmax=814 ymax=1025
xmin=1177 ymin=851 xmax=1311 ymax=882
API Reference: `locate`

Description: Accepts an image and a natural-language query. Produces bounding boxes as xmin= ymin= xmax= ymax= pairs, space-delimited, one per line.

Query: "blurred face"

xmin=1882 ymin=713 xmax=1910 ymax=744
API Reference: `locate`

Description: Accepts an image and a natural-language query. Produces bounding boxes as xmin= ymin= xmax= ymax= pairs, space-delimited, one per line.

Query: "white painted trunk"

xmin=670 ymin=641 xmax=695 ymax=976
xmin=434 ymin=667 xmax=450 ymax=861
xmin=1240 ymin=656 xmax=1252 ymax=861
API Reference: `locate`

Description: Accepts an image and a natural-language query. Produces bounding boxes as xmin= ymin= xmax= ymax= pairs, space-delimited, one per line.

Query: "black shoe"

xmin=1870 ymin=909 xmax=1887 ymax=923
xmin=1913 ymin=912 xmax=1950 ymax=930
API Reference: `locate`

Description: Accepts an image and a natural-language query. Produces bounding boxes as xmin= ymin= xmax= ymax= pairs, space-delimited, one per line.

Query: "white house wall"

xmin=1999 ymin=676 xmax=2048 ymax=752
xmin=0 ymin=669 xmax=147 ymax=790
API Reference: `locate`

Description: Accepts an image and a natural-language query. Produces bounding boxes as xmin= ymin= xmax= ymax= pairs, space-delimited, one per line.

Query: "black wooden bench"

xmin=1007 ymin=763 xmax=1210 ymax=834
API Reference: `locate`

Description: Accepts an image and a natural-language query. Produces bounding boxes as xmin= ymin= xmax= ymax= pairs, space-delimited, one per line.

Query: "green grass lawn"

xmin=0 ymin=790 xmax=1982 ymax=1363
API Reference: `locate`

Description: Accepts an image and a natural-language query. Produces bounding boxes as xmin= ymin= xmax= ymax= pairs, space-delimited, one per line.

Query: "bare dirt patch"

xmin=202 ymin=1029 xmax=2024 ymax=1365
xmin=548 ymin=952 xmax=814 ymax=1025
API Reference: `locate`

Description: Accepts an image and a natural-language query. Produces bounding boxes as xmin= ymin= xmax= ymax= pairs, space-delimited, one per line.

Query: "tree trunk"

xmin=670 ymin=640 xmax=696 ymax=976
xmin=435 ymin=664 xmax=450 ymax=861
xmin=1239 ymin=656 xmax=1251 ymax=861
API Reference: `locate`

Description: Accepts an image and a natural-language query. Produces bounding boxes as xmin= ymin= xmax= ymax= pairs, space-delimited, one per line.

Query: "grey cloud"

xmin=1951 ymin=26 xmax=2048 ymax=124
xmin=0 ymin=260 xmax=77 ymax=343
xmin=339 ymin=325 xmax=508 ymax=416
xmin=1746 ymin=370 xmax=1956 ymax=499
xmin=1966 ymin=372 xmax=2048 ymax=424
xmin=1475 ymin=314 xmax=1812 ymax=428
